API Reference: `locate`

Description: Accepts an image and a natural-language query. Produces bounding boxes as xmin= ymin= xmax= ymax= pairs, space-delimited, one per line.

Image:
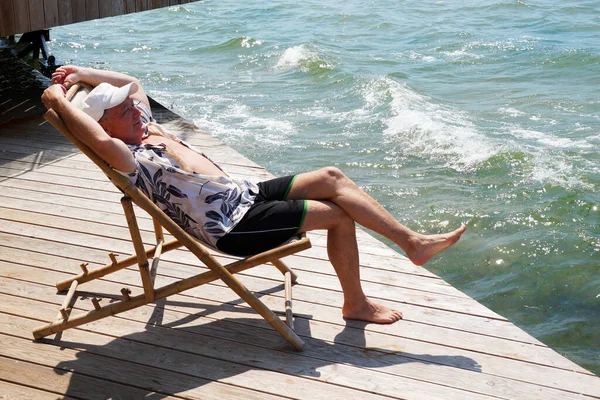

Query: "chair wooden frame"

xmin=32 ymin=85 xmax=311 ymax=350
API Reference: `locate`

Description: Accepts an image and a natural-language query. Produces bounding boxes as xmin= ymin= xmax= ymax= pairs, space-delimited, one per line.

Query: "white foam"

xmin=441 ymin=48 xmax=481 ymax=60
xmin=241 ymin=37 xmax=263 ymax=48
xmin=273 ymin=44 xmax=332 ymax=72
xmin=377 ymin=77 xmax=499 ymax=171
xmin=511 ymin=129 xmax=594 ymax=149
xmin=402 ymin=51 xmax=437 ymax=62
xmin=499 ymin=107 xmax=526 ymax=117
xmin=275 ymin=45 xmax=312 ymax=70
xmin=67 ymin=42 xmax=86 ymax=49
xmin=529 ymin=155 xmax=592 ymax=190
xmin=131 ymin=45 xmax=152 ymax=52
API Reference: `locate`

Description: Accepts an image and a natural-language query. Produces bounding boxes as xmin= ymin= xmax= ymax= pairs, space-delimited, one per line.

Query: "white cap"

xmin=81 ymin=82 xmax=139 ymax=121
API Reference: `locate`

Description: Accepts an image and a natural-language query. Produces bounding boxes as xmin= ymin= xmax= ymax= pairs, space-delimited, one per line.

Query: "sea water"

xmin=47 ymin=0 xmax=599 ymax=373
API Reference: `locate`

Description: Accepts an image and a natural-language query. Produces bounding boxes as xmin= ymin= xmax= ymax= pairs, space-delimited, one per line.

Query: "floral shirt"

xmin=115 ymin=103 xmax=258 ymax=247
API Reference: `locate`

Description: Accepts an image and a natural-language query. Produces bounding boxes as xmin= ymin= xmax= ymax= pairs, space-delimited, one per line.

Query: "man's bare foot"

xmin=407 ymin=224 xmax=466 ymax=266
xmin=342 ymin=298 xmax=403 ymax=324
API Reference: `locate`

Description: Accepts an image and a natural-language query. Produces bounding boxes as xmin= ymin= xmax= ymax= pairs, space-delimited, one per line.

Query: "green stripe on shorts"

xmin=295 ymin=200 xmax=308 ymax=235
xmin=283 ymin=175 xmax=297 ymax=200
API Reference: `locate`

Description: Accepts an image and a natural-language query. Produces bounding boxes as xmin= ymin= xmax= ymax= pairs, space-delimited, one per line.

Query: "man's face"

xmin=101 ymin=97 xmax=146 ymax=145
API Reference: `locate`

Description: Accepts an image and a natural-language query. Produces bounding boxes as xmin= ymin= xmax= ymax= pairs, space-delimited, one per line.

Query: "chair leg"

xmin=219 ymin=264 xmax=302 ymax=349
xmin=121 ymin=197 xmax=154 ymax=302
xmin=272 ymin=259 xmax=297 ymax=328
xmin=284 ymin=271 xmax=294 ymax=330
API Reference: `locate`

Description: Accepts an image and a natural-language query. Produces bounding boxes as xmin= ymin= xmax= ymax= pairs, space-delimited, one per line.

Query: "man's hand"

xmin=51 ymin=65 xmax=83 ymax=89
xmin=50 ymin=65 xmax=150 ymax=109
xmin=41 ymin=84 xmax=68 ymax=110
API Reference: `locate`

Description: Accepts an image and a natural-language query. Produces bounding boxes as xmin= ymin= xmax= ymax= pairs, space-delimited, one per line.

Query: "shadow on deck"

xmin=0 ymin=43 xmax=80 ymax=181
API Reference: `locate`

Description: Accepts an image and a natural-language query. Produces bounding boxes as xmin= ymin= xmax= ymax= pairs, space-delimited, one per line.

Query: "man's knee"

xmin=319 ymin=166 xmax=350 ymax=187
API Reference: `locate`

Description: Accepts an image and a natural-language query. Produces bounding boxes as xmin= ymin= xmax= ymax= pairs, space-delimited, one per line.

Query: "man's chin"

xmin=138 ymin=123 xmax=147 ymax=136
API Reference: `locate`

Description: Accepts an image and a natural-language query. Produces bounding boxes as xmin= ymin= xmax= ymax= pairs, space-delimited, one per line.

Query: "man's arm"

xmin=51 ymin=66 xmax=150 ymax=109
xmin=42 ymin=84 xmax=137 ymax=173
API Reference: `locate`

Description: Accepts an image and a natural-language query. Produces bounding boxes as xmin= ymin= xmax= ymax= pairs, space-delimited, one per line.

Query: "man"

xmin=42 ymin=66 xmax=466 ymax=325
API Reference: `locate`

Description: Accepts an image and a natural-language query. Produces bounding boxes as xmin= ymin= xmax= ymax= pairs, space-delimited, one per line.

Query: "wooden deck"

xmin=1 ymin=70 xmax=600 ymax=400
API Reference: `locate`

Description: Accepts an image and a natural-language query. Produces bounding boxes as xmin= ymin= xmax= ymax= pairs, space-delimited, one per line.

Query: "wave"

xmin=364 ymin=77 xmax=594 ymax=190
xmin=166 ymin=5 xmax=194 ymax=13
xmin=273 ymin=44 xmax=336 ymax=72
xmin=509 ymin=129 xmax=594 ymax=150
xmin=376 ymin=77 xmax=500 ymax=171
xmin=210 ymin=37 xmax=264 ymax=51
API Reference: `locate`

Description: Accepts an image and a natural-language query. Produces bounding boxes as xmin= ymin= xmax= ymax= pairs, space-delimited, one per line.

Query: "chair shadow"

xmin=42 ymin=291 xmax=482 ymax=399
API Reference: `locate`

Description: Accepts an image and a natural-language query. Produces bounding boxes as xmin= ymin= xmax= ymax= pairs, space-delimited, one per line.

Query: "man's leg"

xmin=300 ymin=199 xmax=403 ymax=323
xmin=287 ymin=167 xmax=465 ymax=266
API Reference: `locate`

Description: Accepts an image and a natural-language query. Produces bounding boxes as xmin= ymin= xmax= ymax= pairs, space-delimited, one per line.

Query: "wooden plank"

xmin=28 ymin=0 xmax=46 ymax=31
xmin=12 ymin=0 xmax=31 ymax=34
xmin=0 ymin=353 xmax=179 ymax=399
xmin=98 ymin=0 xmax=112 ymax=18
xmin=112 ymin=0 xmax=125 ymax=16
xmin=124 ymin=0 xmax=136 ymax=13
xmin=57 ymin=0 xmax=73 ymax=26
xmin=2 ymin=221 xmax=480 ymax=328
xmin=0 ymin=166 xmax=118 ymax=192
xmin=1 ymin=285 xmax=598 ymax=399
xmin=136 ymin=0 xmax=149 ymax=12
xmin=0 ymin=380 xmax=77 ymax=400
xmin=0 ymin=333 xmax=284 ymax=400
xmin=0 ymin=138 xmax=263 ymax=171
xmin=43 ymin=0 xmax=60 ymax=29
xmin=0 ymin=0 xmax=15 ymax=37
xmin=85 ymin=0 xmax=99 ymax=20
xmin=0 ymin=181 xmax=122 ymax=209
xmin=71 ymin=0 xmax=87 ymax=22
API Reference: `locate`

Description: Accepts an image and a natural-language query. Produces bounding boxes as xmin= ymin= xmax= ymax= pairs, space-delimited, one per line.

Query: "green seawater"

xmin=48 ymin=0 xmax=599 ymax=373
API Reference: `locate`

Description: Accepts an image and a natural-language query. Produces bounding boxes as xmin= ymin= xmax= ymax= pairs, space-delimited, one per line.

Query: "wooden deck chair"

xmin=32 ymin=84 xmax=311 ymax=350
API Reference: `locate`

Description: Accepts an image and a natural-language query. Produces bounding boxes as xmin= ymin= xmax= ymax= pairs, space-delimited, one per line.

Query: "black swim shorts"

xmin=215 ymin=175 xmax=307 ymax=257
